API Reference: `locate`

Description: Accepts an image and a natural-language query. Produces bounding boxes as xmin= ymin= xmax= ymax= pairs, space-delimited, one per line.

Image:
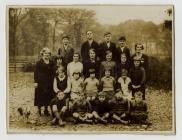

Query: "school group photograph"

xmin=7 ymin=5 xmax=174 ymax=134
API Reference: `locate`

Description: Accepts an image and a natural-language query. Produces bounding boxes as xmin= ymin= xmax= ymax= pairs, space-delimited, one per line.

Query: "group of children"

xmin=49 ymin=49 xmax=148 ymax=126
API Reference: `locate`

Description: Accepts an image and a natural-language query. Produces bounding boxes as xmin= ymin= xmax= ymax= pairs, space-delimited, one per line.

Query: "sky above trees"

xmin=57 ymin=5 xmax=173 ymax=25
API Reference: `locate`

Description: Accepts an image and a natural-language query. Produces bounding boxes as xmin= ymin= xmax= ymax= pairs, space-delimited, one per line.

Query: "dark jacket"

xmin=117 ymin=62 xmax=131 ymax=78
xmin=99 ymin=41 xmax=117 ymax=61
xmin=83 ymin=59 xmax=100 ymax=79
xmin=81 ymin=40 xmax=99 ymax=63
xmin=131 ymin=54 xmax=149 ymax=80
xmin=34 ymin=59 xmax=54 ymax=106
xmin=58 ymin=46 xmax=74 ymax=66
xmin=129 ymin=67 xmax=146 ymax=86
xmin=116 ymin=46 xmax=131 ymax=63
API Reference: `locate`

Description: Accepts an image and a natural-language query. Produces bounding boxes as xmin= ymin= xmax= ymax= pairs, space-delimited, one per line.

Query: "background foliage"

xmin=9 ymin=8 xmax=173 ymax=89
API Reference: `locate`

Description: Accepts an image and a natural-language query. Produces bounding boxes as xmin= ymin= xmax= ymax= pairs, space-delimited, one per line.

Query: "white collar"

xmin=58 ymin=75 xmax=65 ymax=81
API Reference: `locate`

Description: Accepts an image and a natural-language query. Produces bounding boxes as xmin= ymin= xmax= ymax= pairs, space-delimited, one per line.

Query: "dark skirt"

xmin=34 ymin=86 xmax=54 ymax=107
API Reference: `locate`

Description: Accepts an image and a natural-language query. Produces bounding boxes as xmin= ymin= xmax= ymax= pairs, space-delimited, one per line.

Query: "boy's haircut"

xmin=104 ymin=32 xmax=111 ymax=36
xmin=62 ymin=34 xmax=70 ymax=40
xmin=118 ymin=36 xmax=126 ymax=41
xmin=135 ymin=43 xmax=144 ymax=50
xmin=89 ymin=68 xmax=95 ymax=74
xmin=105 ymin=50 xmax=112 ymax=55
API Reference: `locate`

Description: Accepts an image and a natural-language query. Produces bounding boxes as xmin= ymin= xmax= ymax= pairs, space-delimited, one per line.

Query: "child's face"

xmin=121 ymin=55 xmax=127 ymax=63
xmin=134 ymin=60 xmax=140 ymax=67
xmin=89 ymin=50 xmax=96 ymax=59
xmin=135 ymin=92 xmax=143 ymax=101
xmin=73 ymin=54 xmax=79 ymax=62
xmin=90 ymin=73 xmax=95 ymax=79
xmin=73 ymin=73 xmax=80 ymax=80
xmin=98 ymin=96 xmax=105 ymax=102
xmin=105 ymin=70 xmax=111 ymax=77
xmin=58 ymin=70 xmax=65 ymax=78
xmin=106 ymin=53 xmax=112 ymax=61
xmin=119 ymin=40 xmax=126 ymax=47
xmin=57 ymin=92 xmax=65 ymax=100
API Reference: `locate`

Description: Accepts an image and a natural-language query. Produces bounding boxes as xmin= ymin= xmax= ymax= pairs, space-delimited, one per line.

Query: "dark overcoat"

xmin=34 ymin=59 xmax=54 ymax=106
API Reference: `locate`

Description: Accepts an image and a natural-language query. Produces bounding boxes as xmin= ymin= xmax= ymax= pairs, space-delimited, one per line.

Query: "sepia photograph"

xmin=7 ymin=5 xmax=175 ymax=134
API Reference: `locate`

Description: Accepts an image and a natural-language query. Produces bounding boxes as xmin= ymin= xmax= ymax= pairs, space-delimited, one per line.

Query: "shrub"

xmin=22 ymin=62 xmax=35 ymax=72
xmin=148 ymin=56 xmax=172 ymax=90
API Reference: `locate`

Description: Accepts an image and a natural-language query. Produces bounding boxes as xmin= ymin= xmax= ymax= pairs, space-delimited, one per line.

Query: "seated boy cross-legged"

xmin=109 ymin=92 xmax=130 ymax=124
xmin=50 ymin=91 xmax=69 ymax=126
xmin=92 ymin=92 xmax=110 ymax=124
xmin=130 ymin=91 xmax=149 ymax=124
xmin=71 ymin=94 xmax=93 ymax=124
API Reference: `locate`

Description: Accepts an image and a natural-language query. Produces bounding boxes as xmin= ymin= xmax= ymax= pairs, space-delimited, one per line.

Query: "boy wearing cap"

xmin=117 ymin=69 xmax=132 ymax=100
xmin=58 ymin=35 xmax=74 ymax=66
xmin=99 ymin=32 xmax=117 ymax=62
xmin=100 ymin=68 xmax=116 ymax=100
xmin=130 ymin=91 xmax=148 ymax=124
xmin=116 ymin=36 xmax=131 ymax=64
xmin=92 ymin=92 xmax=110 ymax=124
xmin=109 ymin=92 xmax=130 ymax=124
xmin=83 ymin=69 xmax=99 ymax=102
xmin=71 ymin=94 xmax=93 ymax=124
xmin=130 ymin=56 xmax=146 ymax=100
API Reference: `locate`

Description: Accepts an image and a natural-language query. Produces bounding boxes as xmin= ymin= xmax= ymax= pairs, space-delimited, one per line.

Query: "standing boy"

xmin=99 ymin=32 xmax=117 ymax=62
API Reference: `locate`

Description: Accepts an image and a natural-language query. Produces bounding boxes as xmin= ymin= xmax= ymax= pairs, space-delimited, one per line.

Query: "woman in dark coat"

xmin=34 ymin=48 xmax=54 ymax=116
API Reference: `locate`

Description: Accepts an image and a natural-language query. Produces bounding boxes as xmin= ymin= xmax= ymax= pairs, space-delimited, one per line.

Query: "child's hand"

xmin=34 ymin=83 xmax=38 ymax=88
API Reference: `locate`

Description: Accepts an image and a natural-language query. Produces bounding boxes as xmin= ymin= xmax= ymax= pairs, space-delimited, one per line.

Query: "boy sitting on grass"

xmin=71 ymin=94 xmax=93 ymax=124
xmin=92 ymin=92 xmax=110 ymax=124
xmin=109 ymin=92 xmax=130 ymax=124
xmin=50 ymin=91 xmax=69 ymax=126
xmin=130 ymin=91 xmax=148 ymax=124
